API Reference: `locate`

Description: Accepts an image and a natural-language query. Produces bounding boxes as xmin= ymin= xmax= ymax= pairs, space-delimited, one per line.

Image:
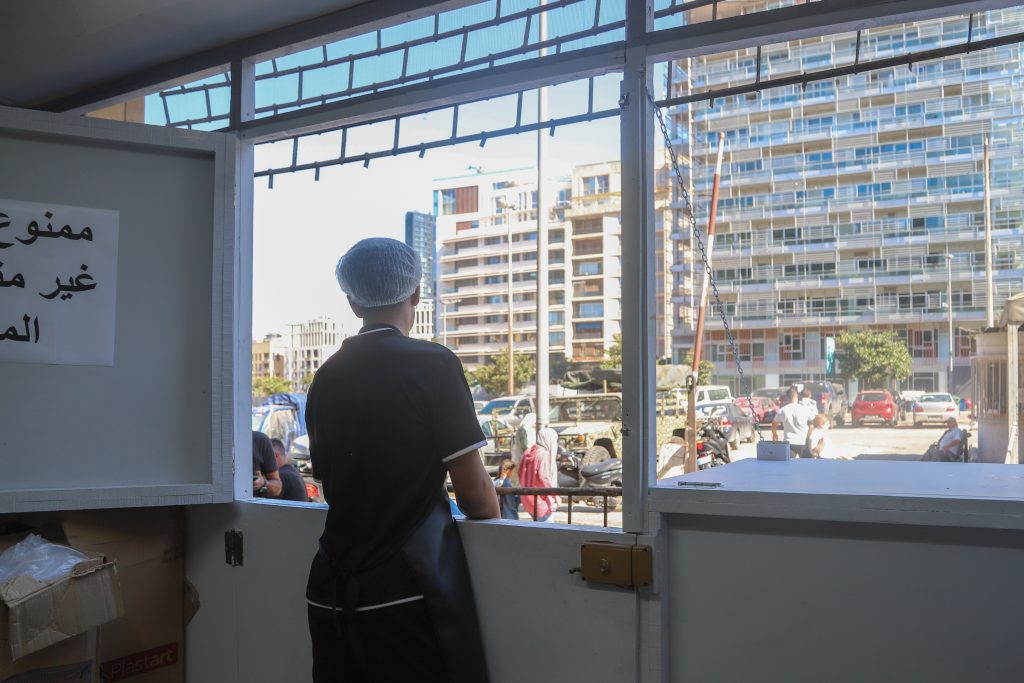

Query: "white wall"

xmin=665 ymin=514 xmax=1024 ymax=682
xmin=186 ymin=503 xmax=640 ymax=682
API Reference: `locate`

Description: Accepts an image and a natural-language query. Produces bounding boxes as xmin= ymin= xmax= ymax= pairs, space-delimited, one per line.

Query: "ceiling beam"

xmin=235 ymin=45 xmax=626 ymax=143
xmin=641 ymin=0 xmax=1023 ymax=62
xmin=35 ymin=0 xmax=476 ymax=115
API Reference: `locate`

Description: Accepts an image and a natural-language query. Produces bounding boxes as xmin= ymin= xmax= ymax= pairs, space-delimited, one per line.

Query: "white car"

xmin=913 ymin=393 xmax=960 ymax=426
xmin=476 ymin=395 xmax=534 ymax=431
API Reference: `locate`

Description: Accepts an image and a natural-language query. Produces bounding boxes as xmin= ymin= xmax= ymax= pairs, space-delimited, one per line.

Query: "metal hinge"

xmin=225 ymin=529 xmax=243 ymax=567
xmin=576 ymin=542 xmax=652 ymax=589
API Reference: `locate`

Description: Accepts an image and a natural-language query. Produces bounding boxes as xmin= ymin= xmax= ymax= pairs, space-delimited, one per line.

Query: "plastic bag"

xmin=0 ymin=533 xmax=90 ymax=584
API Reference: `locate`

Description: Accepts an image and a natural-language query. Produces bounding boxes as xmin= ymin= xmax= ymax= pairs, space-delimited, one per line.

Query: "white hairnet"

xmin=335 ymin=237 xmax=422 ymax=308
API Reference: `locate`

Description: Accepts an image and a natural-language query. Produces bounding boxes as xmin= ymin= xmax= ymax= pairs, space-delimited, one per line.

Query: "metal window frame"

xmin=38 ymin=0 xmax=1021 ymax=534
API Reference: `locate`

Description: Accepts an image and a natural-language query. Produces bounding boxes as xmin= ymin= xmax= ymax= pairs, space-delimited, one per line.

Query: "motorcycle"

xmin=695 ymin=419 xmax=731 ymax=469
xmin=557 ymin=440 xmax=623 ymax=510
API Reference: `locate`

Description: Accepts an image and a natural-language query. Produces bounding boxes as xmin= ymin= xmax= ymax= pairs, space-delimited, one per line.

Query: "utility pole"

xmin=536 ymin=0 xmax=550 ymax=429
xmin=984 ymin=136 xmax=995 ymax=328
xmin=685 ymin=132 xmax=725 ymax=472
xmin=508 ymin=210 xmax=515 ymax=395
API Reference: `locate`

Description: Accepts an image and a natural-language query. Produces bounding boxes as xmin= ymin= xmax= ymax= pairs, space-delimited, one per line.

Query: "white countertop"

xmin=651 ymin=459 xmax=1024 ymax=530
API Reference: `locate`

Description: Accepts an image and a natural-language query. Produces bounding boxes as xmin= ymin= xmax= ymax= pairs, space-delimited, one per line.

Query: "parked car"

xmin=549 ymin=394 xmax=622 ymax=464
xmin=477 ymin=395 xmax=534 ymax=431
xmin=735 ymin=394 xmax=779 ymax=424
xmin=791 ymin=381 xmax=848 ymax=426
xmin=751 ymin=388 xmax=784 ymax=423
xmin=695 ymin=385 xmax=733 ymax=406
xmin=913 ymin=393 xmax=960 ymax=426
xmin=851 ymin=390 xmax=899 ymax=427
xmin=719 ymin=403 xmax=758 ymax=447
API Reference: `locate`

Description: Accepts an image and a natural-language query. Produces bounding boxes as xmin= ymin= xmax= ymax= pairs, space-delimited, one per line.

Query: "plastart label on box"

xmin=101 ymin=642 xmax=179 ymax=682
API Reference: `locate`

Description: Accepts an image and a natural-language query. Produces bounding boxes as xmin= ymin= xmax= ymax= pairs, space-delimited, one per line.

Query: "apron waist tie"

xmin=324 ymin=553 xmax=371 ymax=674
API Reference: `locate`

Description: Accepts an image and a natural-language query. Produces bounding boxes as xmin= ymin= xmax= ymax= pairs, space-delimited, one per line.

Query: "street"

xmin=535 ymin=418 xmax=975 ymax=529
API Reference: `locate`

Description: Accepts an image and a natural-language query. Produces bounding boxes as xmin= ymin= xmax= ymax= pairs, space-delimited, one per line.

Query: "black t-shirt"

xmin=252 ymin=431 xmax=277 ymax=478
xmin=307 ymin=324 xmax=486 ymax=575
xmin=277 ymin=463 xmax=308 ymax=502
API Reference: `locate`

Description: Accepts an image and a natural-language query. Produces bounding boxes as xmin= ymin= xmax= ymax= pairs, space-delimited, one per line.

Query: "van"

xmin=695 ymin=385 xmax=733 ymax=406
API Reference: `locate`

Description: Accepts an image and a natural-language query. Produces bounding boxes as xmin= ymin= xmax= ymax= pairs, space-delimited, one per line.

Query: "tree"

xmin=682 ymin=350 xmax=716 ymax=385
xmin=836 ymin=330 xmax=911 ymax=388
xmin=252 ymin=375 xmax=292 ymax=398
xmin=473 ymin=353 xmax=536 ymax=396
xmin=602 ymin=333 xmax=622 ymax=369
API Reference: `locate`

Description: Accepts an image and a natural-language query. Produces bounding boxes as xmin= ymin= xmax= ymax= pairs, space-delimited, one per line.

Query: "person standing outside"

xmin=305 ymin=237 xmax=498 ymax=683
xmin=494 ymin=458 xmax=520 ymax=520
xmin=252 ymin=431 xmax=282 ymax=498
xmin=270 ymin=438 xmax=309 ymax=502
xmin=518 ymin=427 xmax=560 ymax=522
xmin=805 ymin=414 xmax=832 ymax=458
xmin=772 ymin=389 xmax=813 ymax=458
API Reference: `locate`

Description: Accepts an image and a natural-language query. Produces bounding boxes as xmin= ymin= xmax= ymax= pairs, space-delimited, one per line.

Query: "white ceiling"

xmin=0 ymin=0 xmax=373 ymax=107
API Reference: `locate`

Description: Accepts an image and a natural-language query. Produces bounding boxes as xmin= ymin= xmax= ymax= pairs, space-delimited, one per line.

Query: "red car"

xmin=734 ymin=395 xmax=779 ymax=424
xmin=851 ymin=390 xmax=899 ymax=427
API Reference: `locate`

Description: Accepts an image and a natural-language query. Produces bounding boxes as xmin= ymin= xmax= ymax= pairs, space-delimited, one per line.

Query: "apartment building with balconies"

xmin=434 ymin=168 xmax=573 ymax=369
xmin=670 ymin=8 xmax=1024 ymax=393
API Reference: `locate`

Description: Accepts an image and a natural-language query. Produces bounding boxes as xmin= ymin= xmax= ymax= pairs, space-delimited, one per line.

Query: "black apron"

xmin=307 ymin=493 xmax=490 ymax=683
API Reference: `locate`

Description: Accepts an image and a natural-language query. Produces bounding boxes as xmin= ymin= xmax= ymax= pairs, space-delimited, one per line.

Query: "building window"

xmin=576 ymin=302 xmax=604 ymax=318
xmin=574 ymin=321 xmax=603 ymax=339
xmin=780 ymin=334 xmax=804 ymax=361
xmin=581 ymin=175 xmax=609 ymax=195
xmin=575 ymin=261 xmax=602 ymax=277
xmin=440 ymin=186 xmax=479 ymax=215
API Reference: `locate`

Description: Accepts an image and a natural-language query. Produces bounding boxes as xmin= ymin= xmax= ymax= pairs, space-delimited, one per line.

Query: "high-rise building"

xmin=669 ymin=8 xmax=1024 ymax=394
xmin=405 ymin=211 xmax=437 ymax=341
xmin=434 ymin=168 xmax=575 ymax=370
xmin=288 ymin=316 xmax=343 ymax=386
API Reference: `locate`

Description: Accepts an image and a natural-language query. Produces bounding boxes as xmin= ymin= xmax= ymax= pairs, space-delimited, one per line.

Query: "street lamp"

xmin=946 ymin=253 xmax=955 ymax=386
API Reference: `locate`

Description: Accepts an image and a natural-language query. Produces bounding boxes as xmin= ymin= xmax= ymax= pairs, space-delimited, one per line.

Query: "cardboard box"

xmin=0 ymin=530 xmax=119 ymax=683
xmin=0 ymin=629 xmax=97 ymax=683
xmin=0 ymin=548 xmax=121 ymax=661
xmin=62 ymin=509 xmax=185 ymax=683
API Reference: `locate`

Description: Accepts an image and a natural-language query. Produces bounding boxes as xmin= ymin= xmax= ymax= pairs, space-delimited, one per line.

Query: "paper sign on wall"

xmin=0 ymin=198 xmax=119 ymax=365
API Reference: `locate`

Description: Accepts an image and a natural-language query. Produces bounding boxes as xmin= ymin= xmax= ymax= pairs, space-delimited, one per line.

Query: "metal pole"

xmin=984 ymin=137 xmax=995 ymax=329
xmin=508 ymin=212 xmax=515 ymax=395
xmin=1008 ymin=323 xmax=1019 ymax=464
xmin=947 ymin=253 xmax=954 ymax=387
xmin=686 ymin=132 xmax=725 ymax=473
xmin=442 ymin=301 xmax=447 ymax=349
xmin=536 ymin=0 xmax=550 ymax=430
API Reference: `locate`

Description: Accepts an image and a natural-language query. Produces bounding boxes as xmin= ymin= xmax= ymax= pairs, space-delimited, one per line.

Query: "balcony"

xmin=566 ymin=192 xmax=620 ymax=218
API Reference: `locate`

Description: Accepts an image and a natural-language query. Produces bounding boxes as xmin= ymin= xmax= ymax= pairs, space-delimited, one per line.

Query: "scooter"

xmin=695 ymin=419 xmax=731 ymax=469
xmin=557 ymin=444 xmax=623 ymax=510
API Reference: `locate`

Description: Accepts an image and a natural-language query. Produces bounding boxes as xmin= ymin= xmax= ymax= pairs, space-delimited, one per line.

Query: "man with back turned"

xmin=304 ymin=237 xmax=498 ymax=682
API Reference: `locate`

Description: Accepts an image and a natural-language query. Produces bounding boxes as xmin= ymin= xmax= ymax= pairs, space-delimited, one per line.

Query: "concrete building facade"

xmin=669 ymin=8 xmax=1024 ymax=394
xmin=288 ymin=316 xmax=342 ymax=385
xmin=434 ymin=167 xmax=573 ymax=369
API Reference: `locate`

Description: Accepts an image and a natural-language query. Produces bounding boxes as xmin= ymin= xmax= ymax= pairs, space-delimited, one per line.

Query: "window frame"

xmin=80 ymin=0 xmax=1015 ymax=530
